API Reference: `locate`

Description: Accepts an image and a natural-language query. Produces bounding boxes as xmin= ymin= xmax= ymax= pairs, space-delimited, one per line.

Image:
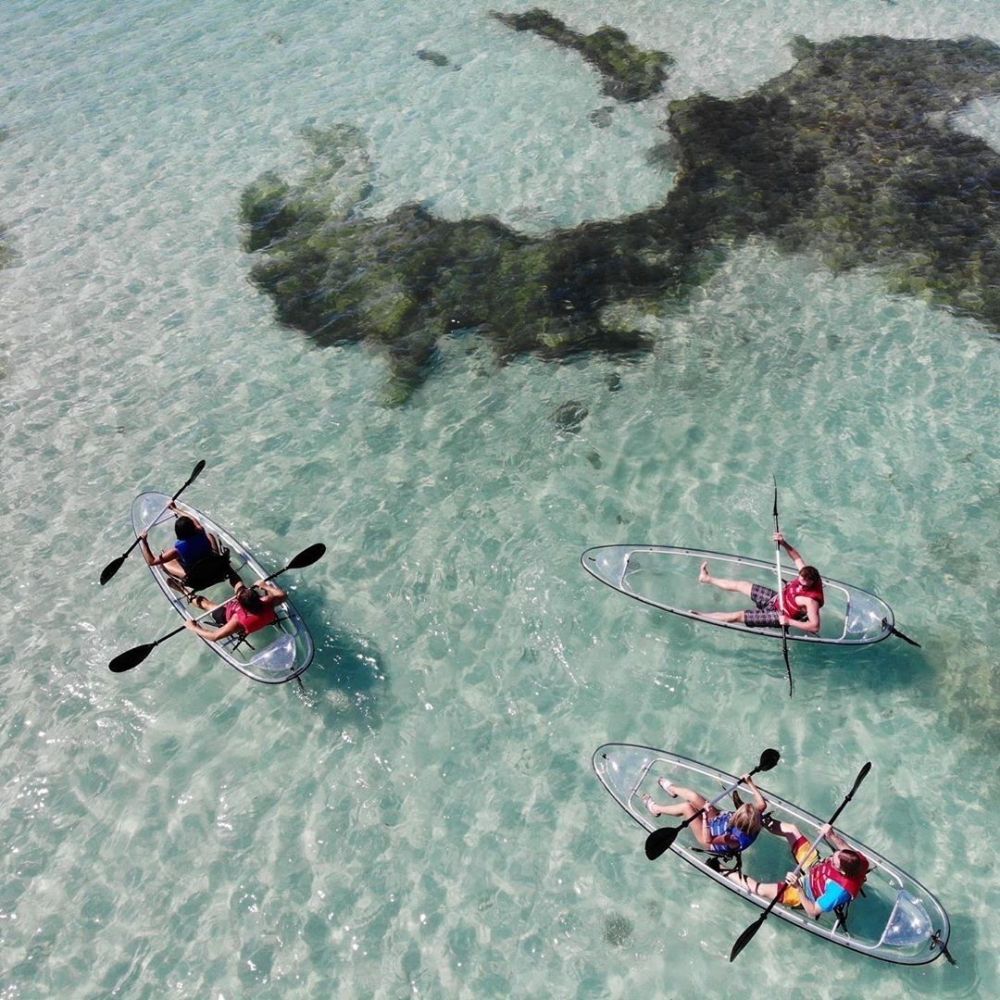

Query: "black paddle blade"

xmin=644 ymin=826 xmax=679 ymax=860
xmin=109 ymin=643 xmax=155 ymax=673
xmin=758 ymin=748 xmax=781 ymax=771
xmin=730 ymin=909 xmax=769 ymax=962
xmin=99 ymin=554 xmax=127 ymax=586
xmin=287 ymin=542 xmax=326 ymax=570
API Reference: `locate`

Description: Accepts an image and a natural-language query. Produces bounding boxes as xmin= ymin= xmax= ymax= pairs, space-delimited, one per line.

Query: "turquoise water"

xmin=2 ymin=1 xmax=998 ymax=996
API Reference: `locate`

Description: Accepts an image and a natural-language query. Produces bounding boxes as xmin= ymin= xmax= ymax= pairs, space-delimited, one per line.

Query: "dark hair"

xmin=236 ymin=586 xmax=266 ymax=613
xmin=839 ymin=849 xmax=865 ymax=878
xmin=800 ymin=565 xmax=821 ymax=587
xmin=174 ymin=515 xmax=198 ymax=539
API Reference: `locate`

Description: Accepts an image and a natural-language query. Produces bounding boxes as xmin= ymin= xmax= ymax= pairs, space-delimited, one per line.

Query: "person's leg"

xmin=649 ymin=782 xmax=717 ymax=847
xmin=162 ymin=558 xmax=187 ymax=580
xmin=643 ymin=796 xmax=699 ymax=820
xmin=763 ymin=818 xmax=804 ymax=853
xmin=725 ymin=871 xmax=787 ymax=902
xmin=698 ymin=561 xmax=754 ymax=598
xmin=690 ymin=609 xmax=748 ymax=623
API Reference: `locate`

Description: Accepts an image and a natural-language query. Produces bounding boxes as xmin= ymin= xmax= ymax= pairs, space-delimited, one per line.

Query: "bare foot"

xmin=698 ymin=561 xmax=711 ymax=584
xmin=657 ymin=778 xmax=678 ymax=797
xmin=642 ymin=793 xmax=662 ymax=817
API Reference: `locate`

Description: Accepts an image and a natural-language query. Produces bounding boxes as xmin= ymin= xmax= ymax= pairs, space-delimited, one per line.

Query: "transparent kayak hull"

xmin=131 ymin=492 xmax=315 ymax=684
xmin=593 ymin=743 xmax=951 ymax=966
xmin=581 ymin=545 xmax=894 ymax=645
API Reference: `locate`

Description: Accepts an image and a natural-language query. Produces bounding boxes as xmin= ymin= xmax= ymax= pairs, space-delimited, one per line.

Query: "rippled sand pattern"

xmin=1 ymin=1 xmax=998 ymax=997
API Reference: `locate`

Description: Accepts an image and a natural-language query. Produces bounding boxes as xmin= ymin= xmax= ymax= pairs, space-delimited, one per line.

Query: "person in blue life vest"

xmin=182 ymin=579 xmax=288 ymax=642
xmin=139 ymin=502 xmax=232 ymax=588
xmin=725 ymin=820 xmax=870 ymax=919
xmin=642 ymin=774 xmax=768 ymax=855
xmin=691 ymin=531 xmax=824 ymax=634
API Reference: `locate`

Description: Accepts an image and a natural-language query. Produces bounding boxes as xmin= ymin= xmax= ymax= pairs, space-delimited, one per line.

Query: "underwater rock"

xmin=241 ymin=31 xmax=1000 ymax=401
xmin=416 ymin=49 xmax=451 ymax=68
xmin=604 ymin=913 xmax=633 ymax=946
xmin=605 ymin=372 xmax=622 ymax=392
xmin=589 ymin=106 xmax=615 ymax=128
xmin=491 ymin=8 xmax=673 ymax=103
xmin=552 ymin=400 xmax=588 ymax=432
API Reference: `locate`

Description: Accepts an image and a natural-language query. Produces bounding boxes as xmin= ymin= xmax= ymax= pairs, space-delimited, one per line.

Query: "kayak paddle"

xmin=729 ymin=760 xmax=872 ymax=962
xmin=108 ymin=542 xmax=325 ymax=673
xmin=772 ymin=476 xmax=794 ymax=698
xmin=100 ymin=460 xmax=206 ymax=585
xmin=882 ymin=618 xmax=921 ymax=648
xmin=644 ymin=748 xmax=781 ymax=860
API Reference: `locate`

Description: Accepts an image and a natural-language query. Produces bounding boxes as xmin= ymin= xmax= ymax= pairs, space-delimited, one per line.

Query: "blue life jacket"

xmin=174 ymin=532 xmax=212 ymax=570
xmin=708 ymin=811 xmax=757 ymax=854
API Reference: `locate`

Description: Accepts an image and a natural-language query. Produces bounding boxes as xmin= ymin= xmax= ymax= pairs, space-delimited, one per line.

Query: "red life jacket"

xmin=779 ymin=577 xmax=825 ymax=620
xmin=807 ymin=856 xmax=867 ymax=902
xmin=226 ymin=599 xmax=278 ymax=636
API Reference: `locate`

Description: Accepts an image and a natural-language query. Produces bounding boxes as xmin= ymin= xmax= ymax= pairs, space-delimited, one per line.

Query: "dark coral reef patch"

xmin=490 ymin=8 xmax=674 ymax=103
xmin=240 ymin=29 xmax=1000 ymax=401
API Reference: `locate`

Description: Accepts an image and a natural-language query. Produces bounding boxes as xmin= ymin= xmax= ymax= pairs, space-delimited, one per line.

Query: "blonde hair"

xmin=731 ymin=804 xmax=763 ymax=836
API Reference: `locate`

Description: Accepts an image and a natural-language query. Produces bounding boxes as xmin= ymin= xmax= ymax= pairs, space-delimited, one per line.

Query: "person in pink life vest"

xmin=724 ymin=820 xmax=870 ymax=919
xmin=691 ymin=532 xmax=824 ymax=634
xmin=181 ymin=578 xmax=287 ymax=642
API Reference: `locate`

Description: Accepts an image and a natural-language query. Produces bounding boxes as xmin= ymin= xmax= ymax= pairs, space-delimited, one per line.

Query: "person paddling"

xmin=691 ymin=532 xmax=823 ymax=635
xmin=642 ymin=774 xmax=768 ymax=856
xmin=726 ymin=820 xmax=869 ymax=920
xmin=181 ymin=578 xmax=287 ymax=643
xmin=139 ymin=502 xmax=233 ymax=589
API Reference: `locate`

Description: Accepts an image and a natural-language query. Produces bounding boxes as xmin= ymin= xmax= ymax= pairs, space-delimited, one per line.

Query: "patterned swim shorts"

xmin=744 ymin=584 xmax=780 ymax=628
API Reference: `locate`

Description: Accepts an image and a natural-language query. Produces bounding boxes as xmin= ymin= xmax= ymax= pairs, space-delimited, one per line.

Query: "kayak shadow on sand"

xmin=294 ymin=615 xmax=389 ymax=727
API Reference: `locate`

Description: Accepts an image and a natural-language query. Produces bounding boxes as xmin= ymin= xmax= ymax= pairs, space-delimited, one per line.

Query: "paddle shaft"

xmin=772 ymin=479 xmax=794 ymax=697
xmin=100 ymin=460 xmax=205 ymax=584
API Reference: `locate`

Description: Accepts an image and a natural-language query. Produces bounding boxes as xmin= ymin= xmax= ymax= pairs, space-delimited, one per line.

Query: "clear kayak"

xmin=593 ymin=743 xmax=951 ymax=966
xmin=131 ymin=492 xmax=315 ymax=685
xmin=581 ymin=545 xmax=895 ymax=645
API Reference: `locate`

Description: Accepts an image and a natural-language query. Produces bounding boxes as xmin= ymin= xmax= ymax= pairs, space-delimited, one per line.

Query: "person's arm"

xmin=782 ymin=871 xmax=825 ymax=920
xmin=139 ymin=531 xmax=178 ymax=568
xmin=255 ymin=580 xmax=287 ymax=605
xmin=779 ymin=598 xmax=821 ymax=634
xmin=168 ymin=501 xmax=204 ymax=535
xmin=184 ymin=616 xmax=242 ymax=642
xmin=774 ymin=531 xmax=805 ymax=570
xmin=742 ymin=774 xmax=767 ymax=814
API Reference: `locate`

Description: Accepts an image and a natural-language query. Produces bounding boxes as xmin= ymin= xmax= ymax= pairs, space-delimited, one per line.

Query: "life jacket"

xmin=174 ymin=532 xmax=213 ymax=570
xmin=708 ymin=812 xmax=758 ymax=853
xmin=779 ymin=577 xmax=825 ymax=620
xmin=225 ymin=598 xmax=278 ymax=636
xmin=807 ymin=856 xmax=867 ymax=902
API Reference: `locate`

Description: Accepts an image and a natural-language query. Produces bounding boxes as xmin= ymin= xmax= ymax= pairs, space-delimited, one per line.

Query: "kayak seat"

xmin=701 ymin=849 xmax=743 ymax=877
xmin=184 ymin=549 xmax=236 ymax=591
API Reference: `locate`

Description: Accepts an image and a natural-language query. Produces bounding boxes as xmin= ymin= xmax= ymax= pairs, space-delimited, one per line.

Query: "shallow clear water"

xmin=1 ymin=1 xmax=998 ymax=997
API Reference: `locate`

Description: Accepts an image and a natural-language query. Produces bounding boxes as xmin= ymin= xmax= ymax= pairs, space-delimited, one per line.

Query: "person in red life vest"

xmin=725 ymin=820 xmax=869 ymax=919
xmin=691 ymin=532 xmax=824 ymax=634
xmin=182 ymin=578 xmax=287 ymax=642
